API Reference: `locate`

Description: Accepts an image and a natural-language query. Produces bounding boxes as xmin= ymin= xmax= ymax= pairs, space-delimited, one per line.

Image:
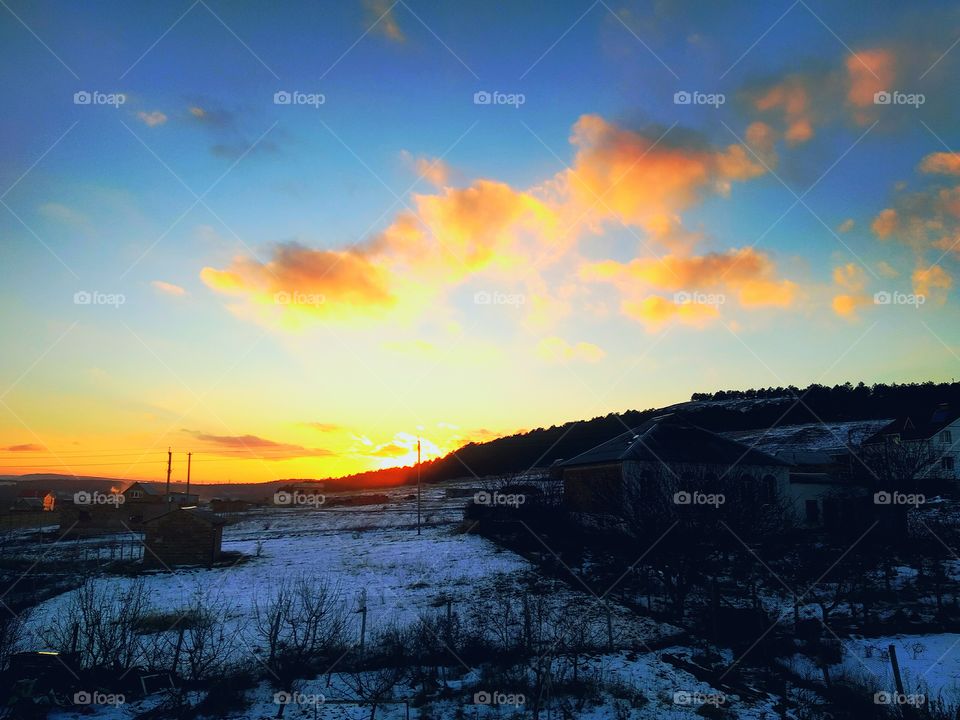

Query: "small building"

xmin=862 ymin=404 xmax=960 ymax=481
xmin=11 ymin=490 xmax=56 ymax=512
xmin=123 ymin=481 xmax=199 ymax=506
xmin=142 ymin=507 xmax=225 ymax=569
xmin=560 ymin=414 xmax=791 ymax=523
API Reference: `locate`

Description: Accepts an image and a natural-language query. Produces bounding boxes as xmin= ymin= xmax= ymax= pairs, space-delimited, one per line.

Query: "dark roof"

xmin=126 ymin=481 xmax=198 ymax=496
xmin=560 ymin=414 xmax=790 ymax=469
xmin=142 ymin=506 xmax=226 ymax=526
xmin=864 ymin=404 xmax=960 ymax=444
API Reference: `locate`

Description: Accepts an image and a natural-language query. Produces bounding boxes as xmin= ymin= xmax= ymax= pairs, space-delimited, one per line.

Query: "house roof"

xmin=142 ymin=506 xmax=226 ymax=526
xmin=864 ymin=404 xmax=960 ymax=444
xmin=560 ymin=414 xmax=790 ymax=469
xmin=125 ymin=481 xmax=198 ymax=496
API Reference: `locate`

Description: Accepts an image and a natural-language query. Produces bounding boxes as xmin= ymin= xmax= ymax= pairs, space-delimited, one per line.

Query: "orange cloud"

xmin=583 ymin=247 xmax=796 ymax=310
xmin=151 ymin=280 xmax=187 ymax=296
xmin=920 ymin=153 xmax=960 ymax=176
xmin=831 ymin=263 xmax=870 ymax=318
xmin=872 ymin=208 xmax=899 ymax=239
xmin=622 ymin=296 xmax=720 ymax=331
xmin=751 ymin=74 xmax=815 ymax=146
xmin=401 ymin=151 xmax=451 ymax=188
xmin=913 ymin=264 xmax=952 ymax=303
xmin=137 ymin=111 xmax=168 ymax=127
xmin=846 ymin=48 xmax=896 ymax=123
xmin=364 ymin=0 xmax=404 ymax=42
xmin=562 ymin=115 xmax=766 ymax=244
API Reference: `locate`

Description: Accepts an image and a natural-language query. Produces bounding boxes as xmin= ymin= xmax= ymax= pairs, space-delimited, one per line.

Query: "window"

xmin=805 ymin=499 xmax=820 ymax=523
xmin=941 ymin=430 xmax=953 ymax=445
xmin=943 ymin=456 xmax=956 ymax=471
xmin=131 ymin=490 xmax=142 ymax=499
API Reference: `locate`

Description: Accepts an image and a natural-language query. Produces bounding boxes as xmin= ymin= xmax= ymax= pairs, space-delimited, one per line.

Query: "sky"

xmin=1 ymin=0 xmax=960 ymax=484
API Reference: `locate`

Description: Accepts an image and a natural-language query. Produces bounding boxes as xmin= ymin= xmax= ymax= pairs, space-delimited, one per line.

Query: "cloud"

xmin=920 ymin=153 xmax=960 ymax=176
xmin=845 ymin=49 xmax=895 ymax=124
xmin=3 ymin=443 xmax=44 ymax=452
xmin=622 ymin=296 xmax=719 ymax=331
xmin=401 ymin=150 xmax=451 ymax=188
xmin=188 ymin=105 xmax=234 ymax=129
xmin=871 ymin=208 xmax=899 ymax=239
xmin=39 ymin=202 xmax=88 ymax=228
xmin=913 ymin=264 xmax=952 ymax=304
xmin=582 ymin=247 xmax=797 ymax=315
xmin=203 ymin=115 xmax=793 ymax=331
xmin=136 ymin=111 xmax=167 ymax=127
xmin=184 ymin=430 xmax=332 ymax=458
xmin=364 ymin=0 xmax=405 ymax=42
xmin=303 ymin=422 xmax=341 ymax=433
xmin=561 ymin=115 xmax=766 ymax=245
xmin=837 ymin=218 xmax=855 ymax=233
xmin=536 ymin=336 xmax=606 ymax=363
xmin=831 ymin=263 xmax=870 ymax=318
xmin=151 ymin=280 xmax=187 ymax=296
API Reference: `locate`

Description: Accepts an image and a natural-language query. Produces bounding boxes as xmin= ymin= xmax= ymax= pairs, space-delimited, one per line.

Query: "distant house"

xmin=862 ymin=404 xmax=960 ymax=481
xmin=123 ymin=481 xmax=199 ymax=506
xmin=12 ymin=490 xmax=56 ymax=512
xmin=142 ymin=507 xmax=226 ymax=569
xmin=559 ymin=414 xmax=790 ymax=524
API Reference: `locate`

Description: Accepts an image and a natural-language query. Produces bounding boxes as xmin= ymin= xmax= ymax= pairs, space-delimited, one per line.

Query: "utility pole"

xmin=417 ymin=437 xmax=422 ymax=536
xmin=186 ymin=452 xmax=192 ymax=498
xmin=165 ymin=448 xmax=172 ymax=504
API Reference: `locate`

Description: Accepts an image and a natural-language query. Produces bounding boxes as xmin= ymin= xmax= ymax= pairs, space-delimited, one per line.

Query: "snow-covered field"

xmin=9 ymin=481 xmax=799 ymax=718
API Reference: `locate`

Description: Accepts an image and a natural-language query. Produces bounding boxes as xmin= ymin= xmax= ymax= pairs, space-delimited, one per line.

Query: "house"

xmin=862 ymin=404 xmax=960 ymax=481
xmin=722 ymin=420 xmax=893 ymax=532
xmin=559 ymin=414 xmax=791 ymax=523
xmin=11 ymin=490 xmax=57 ymax=512
xmin=122 ymin=482 xmax=200 ymax=523
xmin=142 ymin=507 xmax=226 ymax=569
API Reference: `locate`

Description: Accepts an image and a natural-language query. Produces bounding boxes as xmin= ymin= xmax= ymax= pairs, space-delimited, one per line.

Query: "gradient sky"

xmin=2 ymin=0 xmax=960 ymax=483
